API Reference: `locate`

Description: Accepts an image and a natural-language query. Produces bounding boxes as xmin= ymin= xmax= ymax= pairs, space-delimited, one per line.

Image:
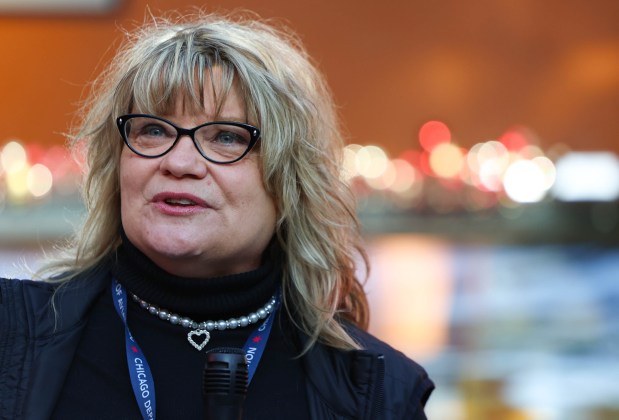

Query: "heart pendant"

xmin=187 ymin=329 xmax=210 ymax=351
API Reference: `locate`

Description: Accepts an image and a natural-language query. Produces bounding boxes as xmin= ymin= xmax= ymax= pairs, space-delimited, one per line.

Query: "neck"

xmin=112 ymin=228 xmax=281 ymax=319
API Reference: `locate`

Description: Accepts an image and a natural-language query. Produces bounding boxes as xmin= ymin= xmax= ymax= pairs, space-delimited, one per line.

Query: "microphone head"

xmin=203 ymin=347 xmax=248 ymax=397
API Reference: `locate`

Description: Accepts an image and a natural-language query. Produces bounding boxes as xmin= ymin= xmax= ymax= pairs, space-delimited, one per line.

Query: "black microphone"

xmin=203 ymin=347 xmax=248 ymax=420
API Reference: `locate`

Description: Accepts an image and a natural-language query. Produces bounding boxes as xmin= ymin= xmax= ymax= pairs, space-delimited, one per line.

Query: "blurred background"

xmin=1 ymin=1 xmax=618 ymax=418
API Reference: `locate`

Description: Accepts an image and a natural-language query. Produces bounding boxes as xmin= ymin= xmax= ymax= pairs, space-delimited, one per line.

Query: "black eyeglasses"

xmin=116 ymin=114 xmax=261 ymax=164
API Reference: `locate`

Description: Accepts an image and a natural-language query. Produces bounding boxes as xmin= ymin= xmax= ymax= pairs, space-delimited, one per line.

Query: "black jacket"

xmin=0 ymin=265 xmax=433 ymax=419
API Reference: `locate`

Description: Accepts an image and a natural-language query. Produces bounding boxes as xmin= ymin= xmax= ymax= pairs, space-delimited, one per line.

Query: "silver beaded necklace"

xmin=130 ymin=293 xmax=278 ymax=351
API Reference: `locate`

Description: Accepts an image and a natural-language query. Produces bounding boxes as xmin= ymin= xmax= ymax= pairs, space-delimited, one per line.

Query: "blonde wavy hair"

xmin=46 ymin=11 xmax=369 ymax=351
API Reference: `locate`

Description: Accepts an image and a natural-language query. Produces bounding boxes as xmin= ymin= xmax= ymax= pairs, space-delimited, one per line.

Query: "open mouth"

xmin=164 ymin=198 xmax=197 ymax=206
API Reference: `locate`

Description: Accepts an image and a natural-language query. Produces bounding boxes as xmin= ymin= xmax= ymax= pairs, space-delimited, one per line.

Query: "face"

xmin=119 ymin=74 xmax=277 ymax=278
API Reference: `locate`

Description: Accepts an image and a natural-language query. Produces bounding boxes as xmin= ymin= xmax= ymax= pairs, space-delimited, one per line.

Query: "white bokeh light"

xmin=503 ymin=160 xmax=548 ymax=203
xmin=1 ymin=141 xmax=28 ymax=174
xmin=356 ymin=145 xmax=389 ymax=179
xmin=552 ymin=152 xmax=619 ymax=201
xmin=27 ymin=164 xmax=54 ymax=197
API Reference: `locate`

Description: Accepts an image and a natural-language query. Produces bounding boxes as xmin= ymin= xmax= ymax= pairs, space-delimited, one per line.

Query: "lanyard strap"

xmin=112 ymin=278 xmax=156 ymax=420
xmin=243 ymin=290 xmax=278 ymax=384
xmin=111 ymin=278 xmax=279 ymax=420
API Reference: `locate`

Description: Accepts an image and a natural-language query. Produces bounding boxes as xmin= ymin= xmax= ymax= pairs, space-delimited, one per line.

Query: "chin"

xmin=152 ymin=241 xmax=204 ymax=259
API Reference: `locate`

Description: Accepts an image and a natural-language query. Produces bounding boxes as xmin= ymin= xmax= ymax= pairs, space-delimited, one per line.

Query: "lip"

xmin=151 ymin=192 xmax=210 ymax=216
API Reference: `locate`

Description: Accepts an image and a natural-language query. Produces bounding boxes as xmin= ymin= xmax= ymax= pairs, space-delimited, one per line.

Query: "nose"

xmin=158 ymin=135 xmax=208 ymax=178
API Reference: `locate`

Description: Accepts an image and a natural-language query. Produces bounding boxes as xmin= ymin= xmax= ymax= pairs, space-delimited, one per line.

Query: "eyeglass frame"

xmin=116 ymin=113 xmax=261 ymax=164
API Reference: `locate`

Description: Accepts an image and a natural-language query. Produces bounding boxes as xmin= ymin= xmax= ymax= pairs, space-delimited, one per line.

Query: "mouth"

xmin=152 ymin=192 xmax=209 ymax=212
xmin=163 ymin=197 xmax=197 ymax=206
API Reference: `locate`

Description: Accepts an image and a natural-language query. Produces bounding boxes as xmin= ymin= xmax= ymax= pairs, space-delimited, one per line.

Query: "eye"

xmin=141 ymin=123 xmax=169 ymax=137
xmin=216 ymin=131 xmax=245 ymax=144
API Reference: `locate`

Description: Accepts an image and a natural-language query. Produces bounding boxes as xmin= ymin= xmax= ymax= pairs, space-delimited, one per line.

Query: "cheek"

xmin=119 ymin=153 xmax=144 ymax=218
xmin=250 ymin=184 xmax=277 ymax=231
xmin=119 ymin=150 xmax=150 ymax=190
xmin=228 ymin=168 xmax=276 ymax=227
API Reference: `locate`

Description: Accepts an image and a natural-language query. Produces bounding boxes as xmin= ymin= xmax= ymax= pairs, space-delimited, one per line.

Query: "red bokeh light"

xmin=500 ymin=127 xmax=530 ymax=152
xmin=418 ymin=120 xmax=451 ymax=152
xmin=418 ymin=151 xmax=433 ymax=176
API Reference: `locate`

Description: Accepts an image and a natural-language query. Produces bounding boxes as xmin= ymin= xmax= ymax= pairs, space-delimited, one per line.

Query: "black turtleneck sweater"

xmin=52 ymin=236 xmax=309 ymax=419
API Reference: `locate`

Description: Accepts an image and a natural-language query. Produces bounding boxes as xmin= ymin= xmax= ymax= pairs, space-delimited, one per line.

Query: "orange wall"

xmin=0 ymin=1 xmax=210 ymax=147
xmin=1 ymin=0 xmax=619 ymax=154
xmin=1 ymin=17 xmax=116 ymax=146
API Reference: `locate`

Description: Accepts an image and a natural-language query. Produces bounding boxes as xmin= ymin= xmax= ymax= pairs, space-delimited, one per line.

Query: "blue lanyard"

xmin=112 ymin=279 xmax=156 ymax=420
xmin=111 ymin=278 xmax=279 ymax=420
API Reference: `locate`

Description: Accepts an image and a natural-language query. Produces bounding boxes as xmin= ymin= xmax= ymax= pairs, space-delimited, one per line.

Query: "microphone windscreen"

xmin=202 ymin=347 xmax=248 ymax=420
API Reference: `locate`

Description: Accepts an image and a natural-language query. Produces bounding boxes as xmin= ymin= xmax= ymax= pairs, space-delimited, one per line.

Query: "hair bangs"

xmin=128 ymin=45 xmax=202 ymax=116
xmin=128 ymin=39 xmax=247 ymax=121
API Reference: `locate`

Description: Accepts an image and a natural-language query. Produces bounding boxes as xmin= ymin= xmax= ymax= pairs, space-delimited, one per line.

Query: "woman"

xmin=0 ymin=12 xmax=433 ymax=419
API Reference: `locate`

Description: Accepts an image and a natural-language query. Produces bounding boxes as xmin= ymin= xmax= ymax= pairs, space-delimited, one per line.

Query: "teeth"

xmin=165 ymin=198 xmax=195 ymax=205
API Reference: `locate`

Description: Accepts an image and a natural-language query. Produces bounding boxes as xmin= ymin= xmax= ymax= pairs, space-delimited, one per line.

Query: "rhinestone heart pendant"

xmin=187 ymin=329 xmax=210 ymax=351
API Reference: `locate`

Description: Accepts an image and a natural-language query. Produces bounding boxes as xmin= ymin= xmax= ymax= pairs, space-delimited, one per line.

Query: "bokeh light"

xmin=503 ymin=160 xmax=548 ymax=203
xmin=419 ymin=120 xmax=451 ymax=152
xmin=27 ymin=163 xmax=53 ymax=198
xmin=1 ymin=141 xmax=28 ymax=174
xmin=6 ymin=164 xmax=30 ymax=200
xmin=429 ymin=143 xmax=464 ymax=178
xmin=476 ymin=141 xmax=510 ymax=191
xmin=499 ymin=127 xmax=531 ymax=152
xmin=388 ymin=159 xmax=417 ymax=193
xmin=552 ymin=152 xmax=619 ymax=201
xmin=341 ymin=121 xmax=573 ymax=212
xmin=365 ymin=160 xmax=395 ymax=190
xmin=357 ymin=145 xmax=389 ymax=179
xmin=0 ymin=140 xmax=83 ymax=202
